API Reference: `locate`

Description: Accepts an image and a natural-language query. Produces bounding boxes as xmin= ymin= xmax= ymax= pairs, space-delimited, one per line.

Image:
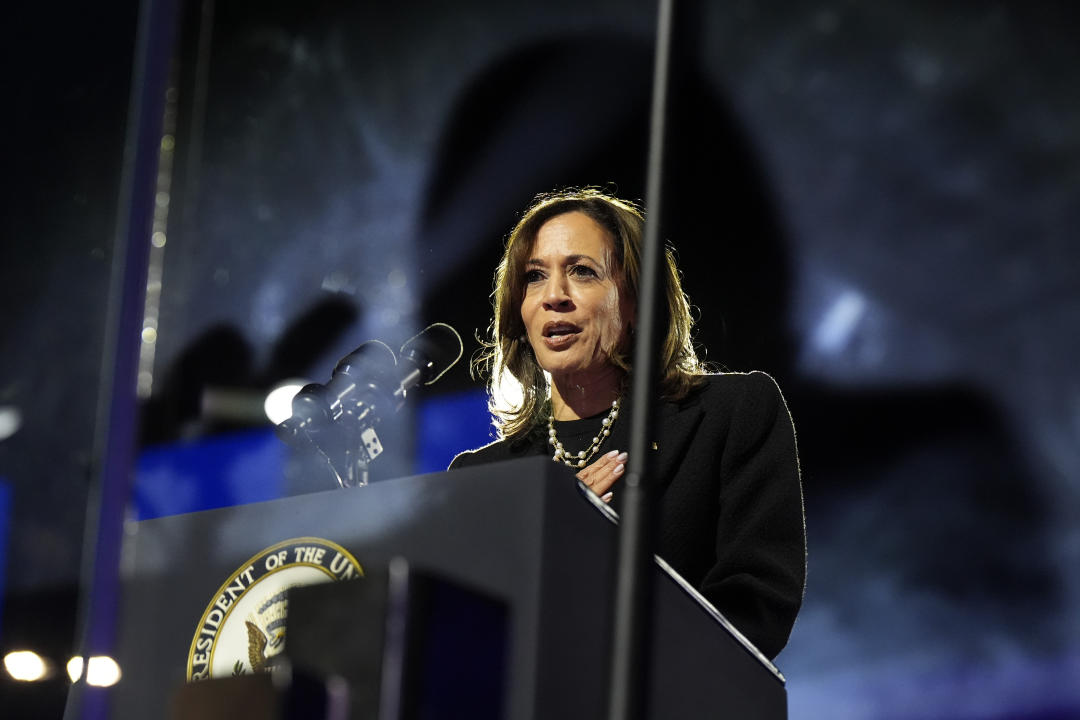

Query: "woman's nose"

xmin=542 ymin=275 xmax=572 ymax=309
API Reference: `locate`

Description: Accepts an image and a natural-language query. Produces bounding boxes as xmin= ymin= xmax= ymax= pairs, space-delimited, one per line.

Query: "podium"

xmin=115 ymin=457 xmax=786 ymax=718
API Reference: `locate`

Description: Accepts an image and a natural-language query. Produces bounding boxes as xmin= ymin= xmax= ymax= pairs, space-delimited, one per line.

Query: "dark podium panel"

xmin=115 ymin=457 xmax=786 ymax=719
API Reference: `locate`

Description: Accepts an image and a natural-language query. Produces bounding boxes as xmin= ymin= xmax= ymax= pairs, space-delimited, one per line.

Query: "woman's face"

xmin=519 ymin=211 xmax=635 ymax=383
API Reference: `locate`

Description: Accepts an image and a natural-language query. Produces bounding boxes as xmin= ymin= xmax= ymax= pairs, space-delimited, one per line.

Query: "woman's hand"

xmin=576 ymin=449 xmax=628 ymax=503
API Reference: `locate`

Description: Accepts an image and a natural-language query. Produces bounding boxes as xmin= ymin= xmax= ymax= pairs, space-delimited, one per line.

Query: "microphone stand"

xmin=311 ymin=427 xmax=373 ymax=489
xmin=606 ymin=0 xmax=697 ymax=717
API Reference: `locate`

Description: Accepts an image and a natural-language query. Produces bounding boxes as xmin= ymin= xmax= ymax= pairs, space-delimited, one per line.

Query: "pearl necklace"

xmin=548 ymin=398 xmax=620 ymax=468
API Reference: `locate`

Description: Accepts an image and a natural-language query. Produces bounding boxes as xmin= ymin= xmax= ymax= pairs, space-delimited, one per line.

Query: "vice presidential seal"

xmin=187 ymin=537 xmax=362 ymax=681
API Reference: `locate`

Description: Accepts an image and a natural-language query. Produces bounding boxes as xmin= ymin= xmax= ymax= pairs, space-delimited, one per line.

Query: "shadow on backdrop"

xmin=140 ymin=297 xmax=359 ymax=445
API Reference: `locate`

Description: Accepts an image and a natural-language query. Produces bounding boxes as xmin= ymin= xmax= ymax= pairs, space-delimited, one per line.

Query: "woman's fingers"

xmin=576 ymin=450 xmax=618 ymax=486
xmin=592 ymin=457 xmax=625 ymax=498
xmin=576 ymin=450 xmax=628 ymax=500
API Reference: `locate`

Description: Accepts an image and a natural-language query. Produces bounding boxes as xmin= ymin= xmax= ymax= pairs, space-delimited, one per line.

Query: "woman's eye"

xmin=570 ymin=264 xmax=598 ymax=278
xmin=524 ymin=269 xmax=544 ymax=283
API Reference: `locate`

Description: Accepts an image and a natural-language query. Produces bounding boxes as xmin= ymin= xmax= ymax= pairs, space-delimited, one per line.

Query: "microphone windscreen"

xmin=399 ymin=323 xmax=463 ymax=385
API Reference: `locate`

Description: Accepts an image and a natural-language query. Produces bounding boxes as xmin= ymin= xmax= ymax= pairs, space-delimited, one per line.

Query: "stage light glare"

xmin=813 ymin=289 xmax=866 ymax=354
xmin=142 ymin=326 xmax=158 ymax=344
xmin=0 ymin=405 xmax=22 ymax=441
xmin=4 ymin=650 xmax=51 ymax=682
xmin=86 ymin=656 xmax=122 ymax=687
xmin=264 ymin=380 xmax=306 ymax=425
xmin=67 ymin=656 xmax=84 ymax=682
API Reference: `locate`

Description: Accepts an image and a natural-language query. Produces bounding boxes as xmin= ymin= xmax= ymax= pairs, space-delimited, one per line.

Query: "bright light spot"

xmin=67 ymin=656 xmax=84 ymax=682
xmin=141 ymin=327 xmax=158 ymax=344
xmin=151 ymin=231 xmax=167 ymax=248
xmin=387 ymin=268 xmax=407 ymax=289
xmin=0 ymin=405 xmax=22 ymax=441
xmin=4 ymin=650 xmax=50 ymax=682
xmin=161 ymin=134 xmax=175 ymax=152
xmin=813 ymin=290 xmax=866 ymax=354
xmin=155 ymin=191 xmax=170 ymax=208
xmin=265 ymin=380 xmax=307 ymax=424
xmin=86 ymin=656 xmax=121 ymax=687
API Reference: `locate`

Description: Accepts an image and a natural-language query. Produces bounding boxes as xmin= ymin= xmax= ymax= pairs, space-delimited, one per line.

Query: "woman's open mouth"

xmin=542 ymin=322 xmax=581 ymax=349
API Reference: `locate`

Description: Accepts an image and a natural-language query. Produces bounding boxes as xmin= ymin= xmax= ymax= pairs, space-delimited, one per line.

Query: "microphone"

xmin=275 ymin=324 xmax=463 ymax=487
xmin=395 ymin=322 xmax=463 ymax=395
xmin=275 ymin=340 xmax=398 ymax=444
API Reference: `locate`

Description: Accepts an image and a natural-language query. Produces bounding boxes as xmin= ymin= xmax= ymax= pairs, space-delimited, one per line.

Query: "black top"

xmin=450 ymin=371 xmax=806 ymax=660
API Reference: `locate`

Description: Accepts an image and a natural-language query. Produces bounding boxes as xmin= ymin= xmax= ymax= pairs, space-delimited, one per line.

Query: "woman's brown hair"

xmin=474 ymin=188 xmax=707 ymax=439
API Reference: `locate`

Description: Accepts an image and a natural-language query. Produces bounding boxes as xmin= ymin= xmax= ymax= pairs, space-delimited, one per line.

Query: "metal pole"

xmin=606 ymin=0 xmax=676 ymax=718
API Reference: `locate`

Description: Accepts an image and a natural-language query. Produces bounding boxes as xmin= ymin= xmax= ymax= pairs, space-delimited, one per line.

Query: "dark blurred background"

xmin=2 ymin=0 xmax=1078 ymax=717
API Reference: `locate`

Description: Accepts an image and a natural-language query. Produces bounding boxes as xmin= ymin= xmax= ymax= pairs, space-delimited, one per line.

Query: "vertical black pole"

xmin=606 ymin=0 xmax=676 ymax=718
xmin=63 ymin=0 xmax=178 ymax=717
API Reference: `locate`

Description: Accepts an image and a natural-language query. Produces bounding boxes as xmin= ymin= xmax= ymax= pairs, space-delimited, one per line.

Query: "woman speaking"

xmin=450 ymin=188 xmax=805 ymax=660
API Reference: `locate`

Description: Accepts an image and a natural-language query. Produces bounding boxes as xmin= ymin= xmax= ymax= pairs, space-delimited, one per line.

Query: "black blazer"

xmin=450 ymin=371 xmax=806 ymax=659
